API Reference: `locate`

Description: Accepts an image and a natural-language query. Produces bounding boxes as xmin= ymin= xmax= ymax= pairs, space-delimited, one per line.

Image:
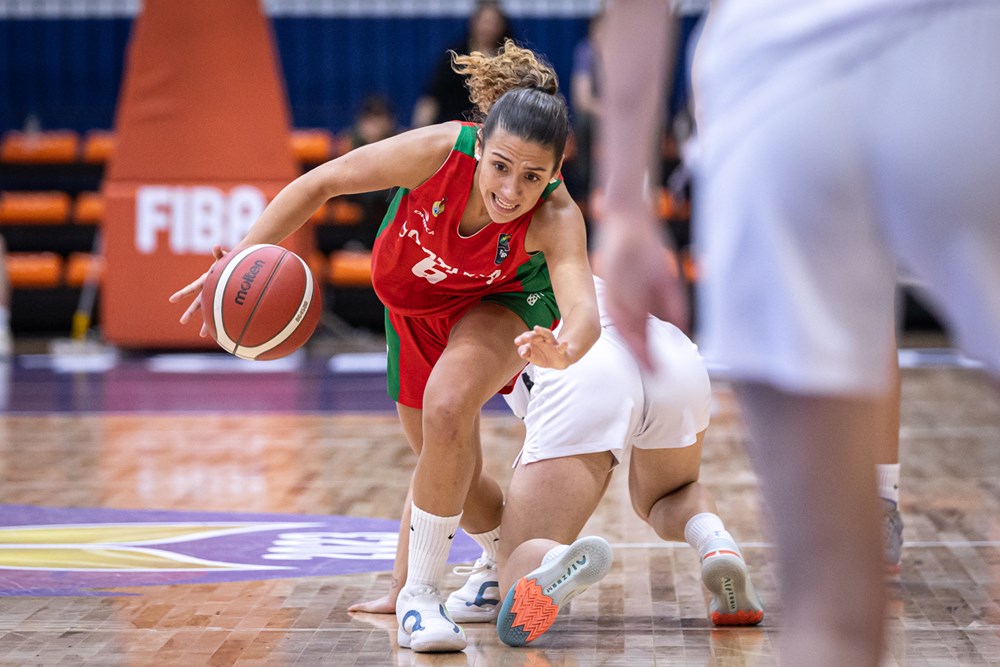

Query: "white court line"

xmin=612 ymin=541 xmax=1000 ymax=549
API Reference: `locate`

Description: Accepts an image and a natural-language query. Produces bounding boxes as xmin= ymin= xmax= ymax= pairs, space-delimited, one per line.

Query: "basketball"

xmin=201 ymin=244 xmax=321 ymax=360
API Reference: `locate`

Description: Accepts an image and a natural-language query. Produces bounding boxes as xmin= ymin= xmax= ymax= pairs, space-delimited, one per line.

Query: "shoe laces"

xmin=401 ymin=583 xmax=440 ymax=599
xmin=452 ymin=557 xmax=496 ymax=577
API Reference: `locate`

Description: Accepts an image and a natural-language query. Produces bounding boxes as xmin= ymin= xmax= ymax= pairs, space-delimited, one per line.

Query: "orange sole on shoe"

xmin=496 ymin=577 xmax=559 ymax=646
xmin=711 ymin=608 xmax=764 ymax=626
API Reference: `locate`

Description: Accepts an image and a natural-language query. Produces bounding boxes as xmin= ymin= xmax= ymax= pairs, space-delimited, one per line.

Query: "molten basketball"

xmin=201 ymin=244 xmax=321 ymax=360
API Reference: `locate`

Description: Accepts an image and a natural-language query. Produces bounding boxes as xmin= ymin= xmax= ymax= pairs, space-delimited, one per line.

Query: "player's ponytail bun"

xmin=452 ymin=39 xmax=568 ymax=167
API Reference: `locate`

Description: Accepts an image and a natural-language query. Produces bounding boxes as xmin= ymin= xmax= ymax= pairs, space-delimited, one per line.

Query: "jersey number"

xmin=411 ymin=256 xmax=448 ymax=284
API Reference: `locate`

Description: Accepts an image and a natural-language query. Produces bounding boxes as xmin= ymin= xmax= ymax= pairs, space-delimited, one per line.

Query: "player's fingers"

xmin=169 ymin=274 xmax=207 ymax=303
xmin=179 ymin=296 xmax=201 ymax=325
xmin=514 ymin=330 xmax=537 ymax=347
xmin=621 ymin=326 xmax=653 ymax=370
xmin=168 ymin=284 xmax=194 ymax=302
xmin=607 ymin=302 xmax=654 ymax=370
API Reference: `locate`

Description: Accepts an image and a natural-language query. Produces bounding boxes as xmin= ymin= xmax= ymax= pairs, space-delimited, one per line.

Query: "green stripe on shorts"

xmin=384 ymin=308 xmax=401 ymax=402
xmin=483 ymin=288 xmax=560 ymax=331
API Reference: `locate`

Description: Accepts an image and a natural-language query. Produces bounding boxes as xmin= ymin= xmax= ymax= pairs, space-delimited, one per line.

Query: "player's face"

xmin=476 ymin=130 xmax=559 ymax=223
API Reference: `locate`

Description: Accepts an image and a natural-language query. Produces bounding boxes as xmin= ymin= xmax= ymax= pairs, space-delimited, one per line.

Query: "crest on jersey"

xmin=494 ymin=233 xmax=512 ymax=265
xmin=432 ymin=198 xmax=446 ymax=217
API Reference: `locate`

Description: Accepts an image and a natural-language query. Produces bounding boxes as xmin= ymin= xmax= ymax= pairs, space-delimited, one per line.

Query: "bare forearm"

xmin=558 ymin=303 xmax=601 ymax=364
xmin=601 ymin=0 xmax=676 ymax=221
xmin=240 ymin=169 xmax=331 ymax=248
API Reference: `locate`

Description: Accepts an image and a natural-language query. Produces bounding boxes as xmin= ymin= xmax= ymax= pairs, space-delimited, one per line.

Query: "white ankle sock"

xmin=684 ymin=512 xmax=735 ymax=556
xmin=406 ymin=504 xmax=463 ymax=589
xmin=876 ymin=463 xmax=900 ymax=504
xmin=467 ymin=526 xmax=500 ymax=563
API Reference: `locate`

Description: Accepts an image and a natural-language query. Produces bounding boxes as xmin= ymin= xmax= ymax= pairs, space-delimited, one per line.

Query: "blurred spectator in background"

xmin=565 ymin=10 xmax=604 ymax=207
xmin=0 ymin=236 xmax=11 ymax=356
xmin=345 ymin=94 xmax=402 ymax=151
xmin=343 ymin=95 xmax=402 ymax=248
xmin=411 ymin=0 xmax=514 ymax=128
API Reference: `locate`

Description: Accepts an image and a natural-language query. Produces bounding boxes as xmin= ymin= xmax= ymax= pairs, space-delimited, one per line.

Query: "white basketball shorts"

xmin=504 ymin=318 xmax=712 ymax=466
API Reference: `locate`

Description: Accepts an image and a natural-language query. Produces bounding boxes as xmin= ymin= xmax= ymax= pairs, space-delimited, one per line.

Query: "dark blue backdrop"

xmin=0 ymin=16 xmax=588 ymax=134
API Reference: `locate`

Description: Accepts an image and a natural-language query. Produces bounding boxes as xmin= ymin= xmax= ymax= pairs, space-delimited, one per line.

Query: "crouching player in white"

xmin=350 ymin=275 xmax=763 ymax=646
xmin=492 ymin=274 xmax=762 ymax=646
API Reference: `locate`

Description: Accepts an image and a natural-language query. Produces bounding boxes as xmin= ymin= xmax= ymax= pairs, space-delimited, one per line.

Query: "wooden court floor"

xmin=1 ymin=351 xmax=999 ymax=666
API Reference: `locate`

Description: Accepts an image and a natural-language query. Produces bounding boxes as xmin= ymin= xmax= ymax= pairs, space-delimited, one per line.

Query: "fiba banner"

xmin=101 ymin=0 xmax=310 ymax=348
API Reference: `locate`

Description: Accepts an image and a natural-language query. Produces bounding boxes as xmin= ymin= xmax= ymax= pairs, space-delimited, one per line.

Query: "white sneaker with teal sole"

xmin=496 ymin=536 xmax=613 ymax=647
xmin=445 ymin=557 xmax=500 ymax=622
xmin=396 ymin=584 xmax=467 ymax=652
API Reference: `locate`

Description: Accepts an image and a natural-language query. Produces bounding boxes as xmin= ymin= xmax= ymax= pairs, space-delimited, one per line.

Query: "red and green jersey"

xmin=371 ymin=122 xmax=559 ymax=319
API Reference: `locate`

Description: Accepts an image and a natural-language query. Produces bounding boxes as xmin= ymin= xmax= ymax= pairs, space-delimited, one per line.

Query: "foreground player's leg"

xmin=736 ymin=383 xmax=886 ymax=667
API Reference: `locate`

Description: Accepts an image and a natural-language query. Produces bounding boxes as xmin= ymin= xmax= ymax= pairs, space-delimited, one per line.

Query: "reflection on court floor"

xmin=1 ymin=352 xmax=999 ymax=664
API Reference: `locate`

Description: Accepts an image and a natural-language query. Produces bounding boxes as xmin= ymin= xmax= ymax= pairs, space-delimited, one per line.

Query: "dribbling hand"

xmin=168 ymin=244 xmax=227 ymax=337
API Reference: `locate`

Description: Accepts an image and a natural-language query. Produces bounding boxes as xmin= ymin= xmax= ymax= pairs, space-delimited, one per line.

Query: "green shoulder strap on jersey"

xmin=454 ymin=123 xmax=477 ymax=158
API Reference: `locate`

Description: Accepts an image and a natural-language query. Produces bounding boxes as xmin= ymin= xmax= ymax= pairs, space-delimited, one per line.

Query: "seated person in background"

xmin=345 ymin=94 xmax=401 ymax=151
xmin=0 ymin=235 xmax=11 ymax=356
xmin=565 ymin=10 xmax=604 ymax=205
xmin=350 ymin=274 xmax=764 ymax=646
xmin=340 ymin=95 xmax=402 ymax=248
xmin=411 ymin=0 xmax=514 ymax=128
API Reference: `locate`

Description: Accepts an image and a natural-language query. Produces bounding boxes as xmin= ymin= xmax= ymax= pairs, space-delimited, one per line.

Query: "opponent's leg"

xmin=630 ymin=435 xmax=763 ymax=625
xmin=495 ymin=452 xmax=614 ymax=646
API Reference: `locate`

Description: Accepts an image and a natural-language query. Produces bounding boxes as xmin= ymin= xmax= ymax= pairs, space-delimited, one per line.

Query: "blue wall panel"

xmin=0 ymin=18 xmax=133 ymax=132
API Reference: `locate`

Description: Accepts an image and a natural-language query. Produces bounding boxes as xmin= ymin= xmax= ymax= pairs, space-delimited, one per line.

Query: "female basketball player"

xmin=349 ymin=274 xmax=765 ymax=646
xmin=171 ymin=40 xmax=599 ymax=653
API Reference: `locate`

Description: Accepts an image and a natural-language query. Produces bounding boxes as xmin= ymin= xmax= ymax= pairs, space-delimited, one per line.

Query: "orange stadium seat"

xmin=329 ymin=198 xmax=364 ymax=226
xmin=681 ymin=250 xmax=699 ymax=284
xmin=563 ymin=131 xmax=578 ymax=162
xmin=333 ymin=133 xmax=354 ymax=158
xmin=7 ymin=252 xmax=63 ymax=289
xmin=82 ymin=130 xmax=116 ymax=164
xmin=0 ymin=130 xmax=80 ymax=163
xmin=306 ymin=250 xmax=326 ymax=276
xmin=291 ymin=129 xmax=333 ymax=164
xmin=657 ymin=188 xmax=676 ymax=220
xmin=64 ymin=253 xmax=105 ymax=288
xmin=73 ymin=192 xmax=104 ymax=225
xmin=0 ymin=191 xmax=71 ymax=224
xmin=308 ymin=201 xmax=329 ymax=224
xmin=328 ymin=250 xmax=372 ymax=287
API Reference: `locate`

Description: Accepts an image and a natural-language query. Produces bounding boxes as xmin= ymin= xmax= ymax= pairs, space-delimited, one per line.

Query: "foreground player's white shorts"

xmin=693 ymin=3 xmax=1000 ymax=394
xmin=504 ymin=318 xmax=712 ymax=466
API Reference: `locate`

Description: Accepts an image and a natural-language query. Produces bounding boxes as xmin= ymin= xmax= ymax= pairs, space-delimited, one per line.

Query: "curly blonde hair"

xmin=451 ymin=39 xmax=569 ymax=166
xmin=452 ymin=39 xmax=559 ymax=117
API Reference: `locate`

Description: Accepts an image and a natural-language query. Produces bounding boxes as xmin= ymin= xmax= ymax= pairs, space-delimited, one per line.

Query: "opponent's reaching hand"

xmin=600 ymin=213 xmax=689 ymax=370
xmin=515 ymin=326 xmax=572 ymax=369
